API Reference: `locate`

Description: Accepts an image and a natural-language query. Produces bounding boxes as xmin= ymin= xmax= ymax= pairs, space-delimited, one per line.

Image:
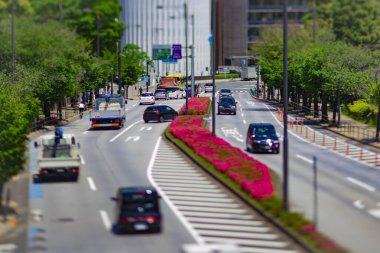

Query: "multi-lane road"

xmin=25 ymin=80 xmax=380 ymax=253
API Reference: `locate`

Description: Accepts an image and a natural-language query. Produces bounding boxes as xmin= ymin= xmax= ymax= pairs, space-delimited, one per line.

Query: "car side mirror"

xmin=110 ymin=197 xmax=117 ymax=201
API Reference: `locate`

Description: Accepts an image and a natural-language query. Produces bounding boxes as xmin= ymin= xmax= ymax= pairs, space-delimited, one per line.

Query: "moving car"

xmin=139 ymin=92 xmax=155 ymax=105
xmin=154 ymin=89 xmax=168 ymax=100
xmin=111 ymin=187 xmax=161 ymax=234
xmin=217 ymin=96 xmax=237 ymax=115
xmin=220 ymin=88 xmax=232 ymax=97
xmin=143 ymin=105 xmax=178 ymax=123
xmin=165 ymin=87 xmax=185 ymax=99
xmin=204 ymin=83 xmax=213 ymax=93
xmin=246 ymin=123 xmax=280 ymax=154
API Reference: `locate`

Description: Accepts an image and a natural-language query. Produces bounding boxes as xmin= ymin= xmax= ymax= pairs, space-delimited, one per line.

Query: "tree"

xmin=332 ymin=0 xmax=380 ymax=49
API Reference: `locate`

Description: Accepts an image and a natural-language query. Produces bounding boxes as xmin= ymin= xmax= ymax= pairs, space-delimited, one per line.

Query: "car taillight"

xmin=71 ymin=167 xmax=80 ymax=174
xmin=156 ymin=109 xmax=160 ymax=115
xmin=146 ymin=215 xmax=159 ymax=224
xmin=248 ymin=135 xmax=255 ymax=140
xmin=120 ymin=217 xmax=129 ymax=223
xmin=40 ymin=169 xmax=48 ymax=174
xmin=115 ymin=120 xmax=120 ymax=123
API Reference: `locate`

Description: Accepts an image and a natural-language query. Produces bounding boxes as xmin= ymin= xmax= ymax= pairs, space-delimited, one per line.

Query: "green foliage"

xmin=120 ymin=44 xmax=149 ymax=87
xmin=0 ymin=0 xmax=33 ymax=15
xmin=215 ymin=73 xmax=239 ymax=79
xmin=342 ymin=100 xmax=377 ymax=127
xmin=332 ymin=0 xmax=380 ymax=49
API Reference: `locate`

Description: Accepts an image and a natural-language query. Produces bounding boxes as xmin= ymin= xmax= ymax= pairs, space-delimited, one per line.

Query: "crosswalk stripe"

xmin=176 ymin=205 xmax=246 ymax=214
xmin=169 ymin=195 xmax=235 ymax=203
xmin=160 ymin=186 xmax=221 ymax=193
xmin=165 ymin=191 xmax=228 ymax=198
xmin=181 ymin=211 xmax=254 ymax=219
xmin=197 ymin=229 xmax=278 ymax=240
xmin=172 ymin=200 xmax=238 ymax=207
xmin=155 ymin=178 xmax=212 ymax=184
xmin=191 ymin=223 xmax=269 ymax=232
xmin=203 ymin=237 xmax=288 ymax=248
xmin=152 ymin=171 xmax=202 ymax=176
xmin=153 ymin=165 xmax=195 ymax=169
xmin=187 ymin=217 xmax=263 ymax=226
xmin=153 ymin=174 xmax=207 ymax=180
xmin=157 ymin=182 xmax=217 ymax=189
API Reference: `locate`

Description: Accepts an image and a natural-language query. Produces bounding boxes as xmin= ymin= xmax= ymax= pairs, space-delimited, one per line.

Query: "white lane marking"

xmin=87 ymin=177 xmax=97 ymax=191
xmin=147 ymin=137 xmax=204 ymax=244
xmin=133 ymin=104 xmax=138 ymax=107
xmin=153 ymin=167 xmax=197 ymax=172
xmin=83 ymin=131 xmax=89 ymax=134
xmin=239 ymin=247 xmax=298 ymax=253
xmin=160 ymin=186 xmax=221 ymax=193
xmin=153 ymin=171 xmax=202 ymax=177
xmin=140 ymin=126 xmax=152 ymax=131
xmin=176 ymin=205 xmax=246 ymax=214
xmin=296 ymin=154 xmax=313 ymax=164
xmin=368 ymin=209 xmax=380 ymax=219
xmin=153 ymin=174 xmax=207 ymax=180
xmin=203 ymin=237 xmax=288 ymax=248
xmin=157 ymin=182 xmax=217 ymax=189
xmin=233 ymin=136 xmax=244 ymax=143
xmin=241 ymin=113 xmax=244 ymax=117
xmin=197 ymin=229 xmax=278 ymax=240
xmin=378 ymin=202 xmax=380 ymax=207
xmin=125 ymin=136 xmax=140 ymax=142
xmin=192 ymin=223 xmax=269 ymax=232
xmin=187 ymin=217 xmax=263 ymax=226
xmin=243 ymin=119 xmax=247 ymax=124
xmin=109 ymin=120 xmax=142 ymax=142
xmin=169 ymin=195 xmax=234 ymax=203
xmin=80 ymin=155 xmax=86 ymax=165
xmin=353 ymin=200 xmax=365 ymax=210
xmin=0 ymin=244 xmax=18 ymax=251
xmin=99 ymin=210 xmax=111 ymax=231
xmin=154 ymin=178 xmax=212 ymax=185
xmin=346 ymin=177 xmax=376 ymax=192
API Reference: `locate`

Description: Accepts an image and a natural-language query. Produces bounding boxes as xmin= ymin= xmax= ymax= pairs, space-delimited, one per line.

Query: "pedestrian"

xmin=139 ymin=86 xmax=143 ymax=96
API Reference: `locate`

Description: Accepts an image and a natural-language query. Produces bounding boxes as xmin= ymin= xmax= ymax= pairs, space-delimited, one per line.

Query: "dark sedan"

xmin=246 ymin=123 xmax=280 ymax=154
xmin=217 ymin=96 xmax=237 ymax=115
xmin=143 ymin=105 xmax=178 ymax=123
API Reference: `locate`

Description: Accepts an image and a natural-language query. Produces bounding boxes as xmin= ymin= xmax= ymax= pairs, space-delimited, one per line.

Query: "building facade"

xmin=217 ymin=0 xmax=309 ymax=67
xmin=120 ymin=0 xmax=212 ymax=77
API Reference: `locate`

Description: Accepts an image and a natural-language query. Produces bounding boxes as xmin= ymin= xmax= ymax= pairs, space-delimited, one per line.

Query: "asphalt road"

xmin=208 ymin=81 xmax=380 ymax=253
xmin=27 ymin=99 xmax=196 ymax=253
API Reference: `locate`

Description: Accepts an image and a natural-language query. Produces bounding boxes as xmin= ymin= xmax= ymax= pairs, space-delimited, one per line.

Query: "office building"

xmin=120 ymin=0 xmax=212 ymax=77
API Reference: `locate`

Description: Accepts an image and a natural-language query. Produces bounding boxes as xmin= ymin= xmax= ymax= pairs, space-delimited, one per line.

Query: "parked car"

xmin=204 ymin=83 xmax=213 ymax=93
xmin=139 ymin=92 xmax=155 ymax=105
xmin=143 ymin=105 xmax=178 ymax=123
xmin=246 ymin=123 xmax=280 ymax=154
xmin=111 ymin=187 xmax=161 ymax=234
xmin=217 ymin=96 xmax=237 ymax=115
xmin=165 ymin=87 xmax=185 ymax=99
xmin=219 ymin=88 xmax=232 ymax=97
xmin=154 ymin=89 xmax=168 ymax=100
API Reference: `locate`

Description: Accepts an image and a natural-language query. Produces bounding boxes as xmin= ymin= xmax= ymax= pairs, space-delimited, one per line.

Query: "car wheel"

xmin=159 ymin=116 xmax=164 ymax=123
xmin=217 ymin=111 xmax=220 ymax=115
xmin=274 ymin=148 xmax=280 ymax=154
xmin=233 ymin=112 xmax=237 ymax=115
xmin=112 ymin=224 xmax=122 ymax=234
xmin=144 ymin=120 xmax=148 ymax=123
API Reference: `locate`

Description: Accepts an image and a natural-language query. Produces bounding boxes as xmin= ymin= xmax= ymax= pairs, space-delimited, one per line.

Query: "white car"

xmin=139 ymin=92 xmax=155 ymax=105
xmin=204 ymin=83 xmax=213 ymax=93
xmin=165 ymin=87 xmax=186 ymax=99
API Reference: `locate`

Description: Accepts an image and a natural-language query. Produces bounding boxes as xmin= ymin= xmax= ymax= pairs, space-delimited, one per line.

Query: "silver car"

xmin=154 ymin=89 xmax=168 ymax=100
xmin=204 ymin=83 xmax=213 ymax=93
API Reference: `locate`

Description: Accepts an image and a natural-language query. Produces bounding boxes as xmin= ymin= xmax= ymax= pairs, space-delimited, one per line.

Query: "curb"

xmin=164 ymin=130 xmax=317 ymax=253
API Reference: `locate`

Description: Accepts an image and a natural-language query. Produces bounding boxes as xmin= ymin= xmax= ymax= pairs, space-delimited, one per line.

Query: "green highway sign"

xmin=152 ymin=45 xmax=172 ymax=60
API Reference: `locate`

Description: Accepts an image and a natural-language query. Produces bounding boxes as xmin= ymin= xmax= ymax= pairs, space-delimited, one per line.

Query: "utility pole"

xmin=11 ymin=0 xmax=16 ymax=84
xmin=211 ymin=0 xmax=216 ymax=136
xmin=118 ymin=40 xmax=122 ymax=95
xmin=312 ymin=0 xmax=317 ymax=42
xmin=184 ymin=2 xmax=189 ymax=114
xmin=375 ymin=68 xmax=380 ymax=140
xmin=283 ymin=0 xmax=289 ymax=211
xmin=191 ymin=14 xmax=195 ymax=98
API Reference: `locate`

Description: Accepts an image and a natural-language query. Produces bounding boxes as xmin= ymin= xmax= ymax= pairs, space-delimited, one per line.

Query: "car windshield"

xmin=141 ymin=93 xmax=153 ymax=97
xmin=254 ymin=126 xmax=277 ymax=139
xmin=220 ymin=99 xmax=235 ymax=106
xmin=121 ymin=201 xmax=158 ymax=213
xmin=155 ymin=90 xmax=165 ymax=94
xmin=221 ymin=89 xmax=231 ymax=93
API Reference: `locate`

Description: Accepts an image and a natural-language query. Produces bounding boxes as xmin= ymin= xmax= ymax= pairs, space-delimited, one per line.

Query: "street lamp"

xmin=11 ymin=0 xmax=15 ymax=84
xmin=184 ymin=2 xmax=189 ymax=115
xmin=283 ymin=0 xmax=290 ymax=211
xmin=212 ymin=0 xmax=216 ymax=136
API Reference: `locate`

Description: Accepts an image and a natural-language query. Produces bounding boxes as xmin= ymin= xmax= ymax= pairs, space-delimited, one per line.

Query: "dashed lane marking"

xmin=346 ymin=177 xmax=376 ymax=192
xmin=99 ymin=210 xmax=111 ymax=231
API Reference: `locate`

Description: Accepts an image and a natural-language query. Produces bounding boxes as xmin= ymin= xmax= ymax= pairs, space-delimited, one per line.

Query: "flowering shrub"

xmin=179 ymin=97 xmax=210 ymax=115
xmin=169 ymin=114 xmax=274 ymax=200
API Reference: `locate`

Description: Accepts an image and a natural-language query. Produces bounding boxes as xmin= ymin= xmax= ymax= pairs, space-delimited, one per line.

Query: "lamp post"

xmin=96 ymin=14 xmax=101 ymax=57
xmin=184 ymin=2 xmax=189 ymax=115
xmin=211 ymin=0 xmax=216 ymax=136
xmin=11 ymin=0 xmax=16 ymax=84
xmin=191 ymin=14 xmax=195 ymax=98
xmin=283 ymin=0 xmax=289 ymax=211
xmin=375 ymin=68 xmax=380 ymax=140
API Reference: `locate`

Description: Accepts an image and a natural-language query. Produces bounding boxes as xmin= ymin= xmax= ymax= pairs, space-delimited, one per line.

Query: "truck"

xmin=158 ymin=77 xmax=178 ymax=89
xmin=89 ymin=95 xmax=126 ymax=129
xmin=33 ymin=133 xmax=82 ymax=182
xmin=240 ymin=66 xmax=257 ymax=81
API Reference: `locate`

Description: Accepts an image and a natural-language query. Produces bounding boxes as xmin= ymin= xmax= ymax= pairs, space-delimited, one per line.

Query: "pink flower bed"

xmin=169 ymin=113 xmax=274 ymax=200
xmin=179 ymin=97 xmax=209 ymax=115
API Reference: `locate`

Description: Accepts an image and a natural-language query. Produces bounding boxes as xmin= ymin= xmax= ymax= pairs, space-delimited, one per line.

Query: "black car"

xmin=246 ymin=123 xmax=280 ymax=154
xmin=143 ymin=105 xmax=178 ymax=123
xmin=217 ymin=96 xmax=237 ymax=115
xmin=111 ymin=187 xmax=161 ymax=234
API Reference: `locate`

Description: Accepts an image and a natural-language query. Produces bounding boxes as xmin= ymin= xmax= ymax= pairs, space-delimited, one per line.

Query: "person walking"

xmin=139 ymin=86 xmax=143 ymax=96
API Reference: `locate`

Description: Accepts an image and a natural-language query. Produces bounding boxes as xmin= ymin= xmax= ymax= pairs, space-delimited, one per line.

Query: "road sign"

xmin=162 ymin=59 xmax=178 ymax=64
xmin=208 ymin=34 xmax=212 ymax=45
xmin=152 ymin=45 xmax=172 ymax=60
xmin=172 ymin=44 xmax=182 ymax=59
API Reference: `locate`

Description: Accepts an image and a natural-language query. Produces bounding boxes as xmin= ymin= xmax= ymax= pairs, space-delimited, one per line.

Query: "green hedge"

xmin=342 ymin=100 xmax=377 ymax=127
xmin=215 ymin=73 xmax=239 ymax=79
